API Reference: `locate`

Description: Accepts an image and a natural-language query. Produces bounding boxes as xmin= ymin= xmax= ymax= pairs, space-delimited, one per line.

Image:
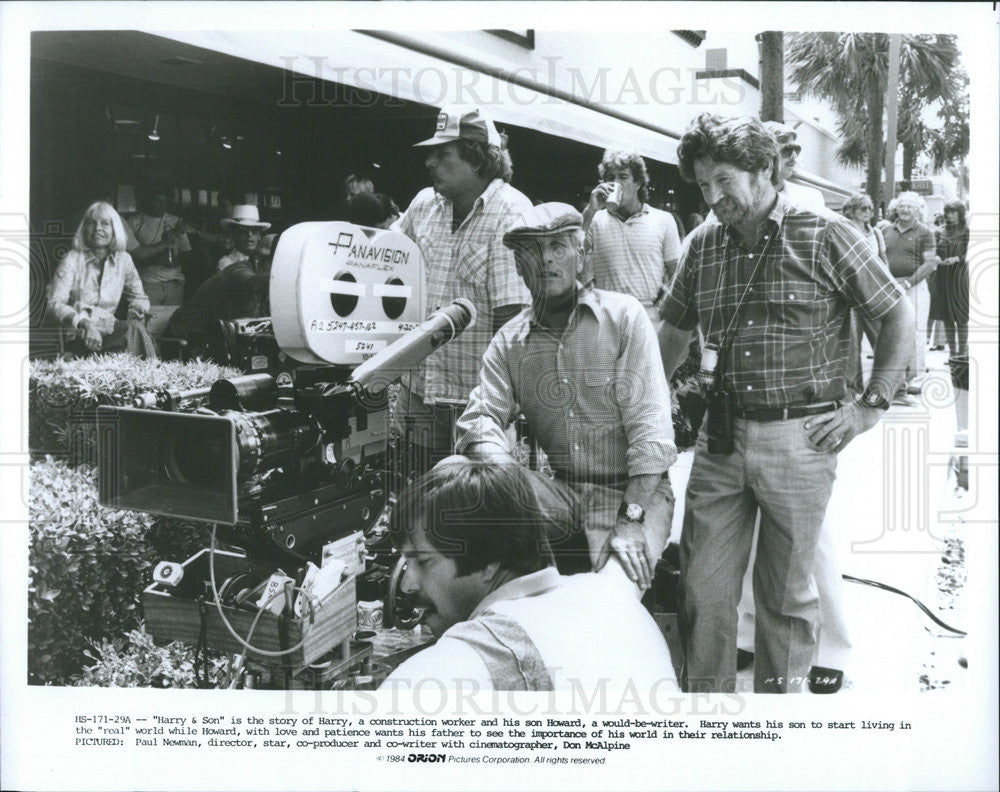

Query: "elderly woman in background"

xmin=934 ymin=200 xmax=970 ymax=357
xmin=841 ymin=192 xmax=892 ymax=394
xmin=48 ymin=201 xmax=149 ymax=354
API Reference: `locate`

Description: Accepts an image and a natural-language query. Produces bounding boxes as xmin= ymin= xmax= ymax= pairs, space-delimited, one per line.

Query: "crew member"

xmin=657 ymin=113 xmax=913 ymax=693
xmin=582 ymin=149 xmax=682 ymax=328
xmin=165 ymin=233 xmax=275 ymax=360
xmin=380 ymin=459 xmax=678 ymax=691
xmin=731 ymin=130 xmax=870 ymax=693
xmin=394 ymin=106 xmax=532 ymax=477
xmin=456 ymin=203 xmax=676 ymax=593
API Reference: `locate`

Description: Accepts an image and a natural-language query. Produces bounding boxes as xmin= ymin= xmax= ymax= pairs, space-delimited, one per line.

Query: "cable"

xmin=208 ymin=525 xmax=322 ymax=658
xmin=843 ymin=574 xmax=966 ymax=636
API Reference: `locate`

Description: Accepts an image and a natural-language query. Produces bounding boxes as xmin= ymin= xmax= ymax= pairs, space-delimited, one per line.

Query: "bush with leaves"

xmin=28 ymin=457 xmax=211 ymax=685
xmin=669 ymin=334 xmax=704 ymax=451
xmin=74 ymin=625 xmax=230 ymax=688
xmin=29 ymin=353 xmax=241 ymax=465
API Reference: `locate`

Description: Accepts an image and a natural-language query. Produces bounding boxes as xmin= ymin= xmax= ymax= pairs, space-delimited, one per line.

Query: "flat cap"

xmin=502 ymin=202 xmax=583 ymax=248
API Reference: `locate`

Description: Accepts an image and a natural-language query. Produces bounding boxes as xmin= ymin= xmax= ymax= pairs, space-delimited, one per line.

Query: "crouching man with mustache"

xmin=379 ymin=458 xmax=678 ymax=692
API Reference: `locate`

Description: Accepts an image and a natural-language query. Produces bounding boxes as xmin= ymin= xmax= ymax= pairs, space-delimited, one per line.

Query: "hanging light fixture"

xmin=147 ymin=113 xmax=161 ymax=142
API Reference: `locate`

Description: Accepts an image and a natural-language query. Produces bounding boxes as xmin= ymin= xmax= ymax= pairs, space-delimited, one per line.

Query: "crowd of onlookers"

xmin=43 ymin=174 xmax=402 ymax=361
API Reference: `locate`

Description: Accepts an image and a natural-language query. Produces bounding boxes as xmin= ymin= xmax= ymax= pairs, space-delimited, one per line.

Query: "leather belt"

xmin=733 ymin=402 xmax=838 ymax=422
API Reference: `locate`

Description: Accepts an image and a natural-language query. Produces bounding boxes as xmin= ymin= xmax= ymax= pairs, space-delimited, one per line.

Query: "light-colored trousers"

xmin=679 ymin=416 xmax=837 ymax=693
xmin=899 ymin=278 xmax=930 ymax=381
xmin=736 ymin=513 xmax=852 ymax=670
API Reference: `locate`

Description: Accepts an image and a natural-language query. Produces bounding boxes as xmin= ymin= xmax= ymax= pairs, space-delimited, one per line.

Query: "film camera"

xmin=98 ymin=222 xmax=474 ymax=687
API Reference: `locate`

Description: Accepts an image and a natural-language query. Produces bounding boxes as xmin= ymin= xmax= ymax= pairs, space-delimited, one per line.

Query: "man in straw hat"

xmin=217 ymin=204 xmax=271 ymax=273
xmin=455 ymin=202 xmax=677 ymax=594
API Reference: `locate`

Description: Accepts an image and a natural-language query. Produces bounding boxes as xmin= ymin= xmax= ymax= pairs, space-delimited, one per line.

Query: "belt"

xmin=733 ymin=402 xmax=838 ymax=422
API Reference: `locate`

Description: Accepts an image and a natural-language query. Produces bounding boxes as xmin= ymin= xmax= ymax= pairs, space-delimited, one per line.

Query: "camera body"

xmin=705 ymin=385 xmax=735 ymax=455
xmin=97 ymin=222 xmax=472 ymax=681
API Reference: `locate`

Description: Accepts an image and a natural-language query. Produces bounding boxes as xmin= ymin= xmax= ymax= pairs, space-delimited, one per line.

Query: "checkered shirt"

xmin=456 ymin=287 xmax=677 ymax=485
xmin=398 ymin=179 xmax=532 ymax=404
xmin=585 ymin=205 xmax=683 ymax=306
xmin=659 ymin=194 xmax=903 ymax=408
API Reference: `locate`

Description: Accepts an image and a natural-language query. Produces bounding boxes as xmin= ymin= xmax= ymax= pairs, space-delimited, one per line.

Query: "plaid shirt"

xmin=398 ymin=180 xmax=532 ymax=404
xmin=456 ymin=287 xmax=677 ymax=484
xmin=47 ymin=249 xmax=149 ymax=332
xmin=660 ymin=194 xmax=903 ymax=408
xmin=585 ymin=205 xmax=682 ymax=306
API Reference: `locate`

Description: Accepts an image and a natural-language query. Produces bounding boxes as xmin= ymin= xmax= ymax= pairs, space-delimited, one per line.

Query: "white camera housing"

xmin=269 ymin=222 xmax=426 ymax=365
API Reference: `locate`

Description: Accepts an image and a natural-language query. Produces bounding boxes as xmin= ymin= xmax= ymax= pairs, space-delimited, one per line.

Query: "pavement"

xmin=659 ymin=346 xmax=971 ymax=694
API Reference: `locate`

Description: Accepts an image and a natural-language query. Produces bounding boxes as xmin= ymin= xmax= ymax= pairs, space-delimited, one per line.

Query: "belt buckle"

xmin=782 ymin=407 xmax=790 ymax=420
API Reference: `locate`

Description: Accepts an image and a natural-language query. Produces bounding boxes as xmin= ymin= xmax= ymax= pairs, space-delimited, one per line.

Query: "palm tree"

xmin=786 ymin=33 xmax=960 ymax=206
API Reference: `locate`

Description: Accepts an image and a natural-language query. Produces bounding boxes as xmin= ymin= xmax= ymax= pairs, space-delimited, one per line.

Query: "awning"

xmin=159 ymin=29 xmax=680 ymax=164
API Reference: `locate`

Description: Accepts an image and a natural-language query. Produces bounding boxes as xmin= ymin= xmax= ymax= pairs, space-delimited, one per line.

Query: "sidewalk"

xmin=663 ymin=346 xmax=970 ymax=694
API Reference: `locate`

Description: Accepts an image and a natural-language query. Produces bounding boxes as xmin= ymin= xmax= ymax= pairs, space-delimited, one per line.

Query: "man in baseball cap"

xmin=412 ymin=106 xmax=504 ymax=148
xmin=392 ymin=107 xmax=532 ymax=480
xmin=455 ymin=202 xmax=677 ymax=594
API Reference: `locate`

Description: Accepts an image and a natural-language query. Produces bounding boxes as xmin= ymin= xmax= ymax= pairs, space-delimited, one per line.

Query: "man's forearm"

xmin=909 ymin=255 xmax=938 ymax=286
xmin=462 ymin=440 xmax=515 ymax=463
xmin=657 ymin=322 xmax=693 ymax=379
xmin=868 ymin=298 xmax=915 ymax=397
xmin=621 ymin=472 xmax=663 ymax=510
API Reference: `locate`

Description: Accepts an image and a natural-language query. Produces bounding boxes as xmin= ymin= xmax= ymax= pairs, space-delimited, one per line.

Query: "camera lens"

xmin=166 ymin=424 xmax=229 ymax=488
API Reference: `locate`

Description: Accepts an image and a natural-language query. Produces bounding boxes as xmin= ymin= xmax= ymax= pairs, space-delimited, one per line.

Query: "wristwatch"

xmin=618 ymin=502 xmax=645 ymax=523
xmin=859 ymin=387 xmax=891 ymax=411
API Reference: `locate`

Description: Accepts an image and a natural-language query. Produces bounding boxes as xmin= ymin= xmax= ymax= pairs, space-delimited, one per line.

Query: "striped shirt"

xmin=585 ymin=205 xmax=682 ymax=306
xmin=659 ymin=194 xmax=903 ymax=408
xmin=398 ymin=179 xmax=532 ymax=404
xmin=456 ymin=287 xmax=676 ymax=485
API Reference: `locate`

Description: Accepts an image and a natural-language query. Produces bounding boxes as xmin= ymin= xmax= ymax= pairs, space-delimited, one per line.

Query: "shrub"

xmin=670 ymin=334 xmax=704 ymax=451
xmin=28 ymin=457 xmax=211 ymax=685
xmin=74 ymin=625 xmax=229 ymax=688
xmin=29 ymin=353 xmax=241 ymax=465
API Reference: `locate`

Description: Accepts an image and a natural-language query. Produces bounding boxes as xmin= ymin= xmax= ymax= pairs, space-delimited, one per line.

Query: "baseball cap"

xmin=502 ymin=203 xmax=583 ymax=248
xmin=763 ymin=120 xmax=797 ymax=146
xmin=413 ymin=106 xmax=503 ymax=148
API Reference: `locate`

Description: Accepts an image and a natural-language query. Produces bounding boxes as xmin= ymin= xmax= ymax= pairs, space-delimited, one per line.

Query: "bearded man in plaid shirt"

xmin=456 ymin=203 xmax=677 ymax=595
xmin=657 ymin=113 xmax=914 ymax=693
xmin=394 ymin=107 xmax=532 ymax=478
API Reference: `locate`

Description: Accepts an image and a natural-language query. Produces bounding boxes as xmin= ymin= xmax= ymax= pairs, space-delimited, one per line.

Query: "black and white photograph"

xmin=1 ymin=3 xmax=997 ymax=791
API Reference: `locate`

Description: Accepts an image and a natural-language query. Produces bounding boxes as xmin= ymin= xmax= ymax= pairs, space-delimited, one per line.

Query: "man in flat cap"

xmin=393 ymin=107 xmax=533 ymax=481
xmin=455 ymin=203 xmax=677 ymax=593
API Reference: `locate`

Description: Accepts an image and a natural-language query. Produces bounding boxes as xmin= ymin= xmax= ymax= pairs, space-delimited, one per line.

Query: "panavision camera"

xmin=97 ymin=222 xmax=475 ymax=688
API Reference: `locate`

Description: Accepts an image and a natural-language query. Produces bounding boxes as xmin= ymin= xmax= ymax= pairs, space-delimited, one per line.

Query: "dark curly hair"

xmin=389 ymin=460 xmax=577 ymax=577
xmin=598 ymin=150 xmax=650 ymax=201
xmin=677 ymin=113 xmax=779 ymax=186
xmin=454 ymin=138 xmax=514 ymax=183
